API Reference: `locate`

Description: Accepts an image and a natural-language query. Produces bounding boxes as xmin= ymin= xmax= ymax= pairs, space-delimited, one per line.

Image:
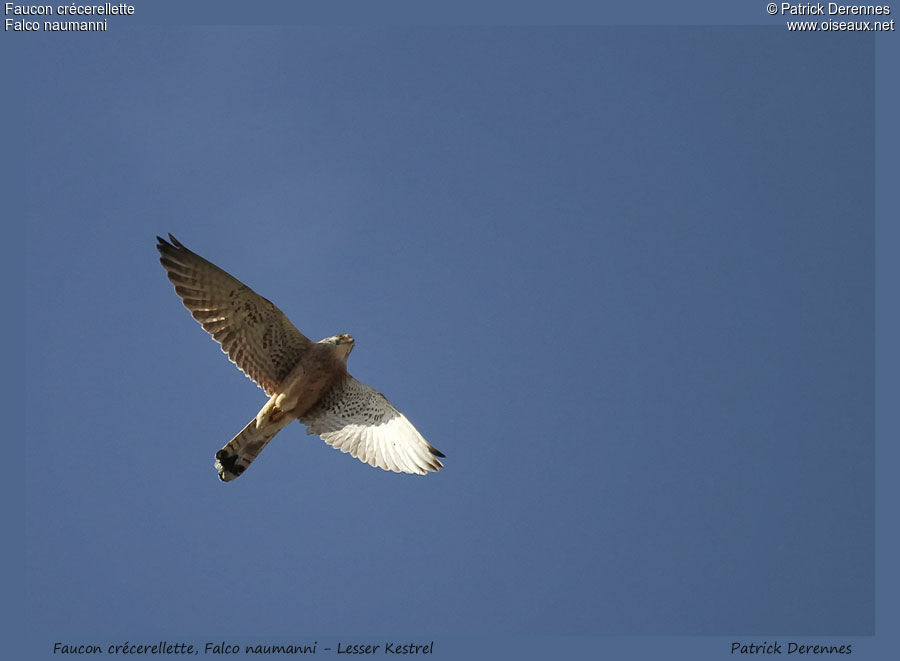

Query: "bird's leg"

xmin=255 ymin=393 xmax=283 ymax=428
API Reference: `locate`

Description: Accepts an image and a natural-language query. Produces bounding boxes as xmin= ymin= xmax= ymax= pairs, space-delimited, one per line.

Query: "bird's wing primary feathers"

xmin=157 ymin=234 xmax=313 ymax=396
xmin=301 ymin=374 xmax=444 ymax=475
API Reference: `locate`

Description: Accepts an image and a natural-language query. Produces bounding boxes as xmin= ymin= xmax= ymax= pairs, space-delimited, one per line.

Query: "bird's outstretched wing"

xmin=301 ymin=375 xmax=445 ymax=475
xmin=157 ymin=234 xmax=313 ymax=396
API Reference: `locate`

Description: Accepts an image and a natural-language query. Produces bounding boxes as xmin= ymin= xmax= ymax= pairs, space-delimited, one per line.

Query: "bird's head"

xmin=320 ymin=333 xmax=355 ymax=361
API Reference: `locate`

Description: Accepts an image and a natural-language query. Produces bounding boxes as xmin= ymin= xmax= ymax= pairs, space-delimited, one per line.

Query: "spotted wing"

xmin=300 ymin=375 xmax=445 ymax=475
xmin=157 ymin=234 xmax=313 ymax=396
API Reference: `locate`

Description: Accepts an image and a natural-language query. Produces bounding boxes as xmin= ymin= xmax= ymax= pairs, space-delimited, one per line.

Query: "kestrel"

xmin=156 ymin=234 xmax=445 ymax=481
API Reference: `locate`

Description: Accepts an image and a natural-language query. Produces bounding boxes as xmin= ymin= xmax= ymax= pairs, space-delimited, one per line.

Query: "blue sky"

xmin=13 ymin=18 xmax=883 ymax=658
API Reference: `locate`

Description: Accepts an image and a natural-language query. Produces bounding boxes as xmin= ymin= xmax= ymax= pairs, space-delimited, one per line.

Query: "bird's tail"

xmin=214 ymin=414 xmax=293 ymax=482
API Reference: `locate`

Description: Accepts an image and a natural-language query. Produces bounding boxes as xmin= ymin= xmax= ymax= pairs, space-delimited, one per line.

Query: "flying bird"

xmin=156 ymin=234 xmax=444 ymax=482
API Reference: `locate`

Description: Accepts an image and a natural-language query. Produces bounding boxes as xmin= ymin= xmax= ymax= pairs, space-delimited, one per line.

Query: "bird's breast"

xmin=275 ymin=354 xmax=341 ymax=417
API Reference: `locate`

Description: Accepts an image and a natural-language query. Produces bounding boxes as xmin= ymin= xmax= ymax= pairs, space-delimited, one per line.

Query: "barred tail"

xmin=214 ymin=415 xmax=293 ymax=482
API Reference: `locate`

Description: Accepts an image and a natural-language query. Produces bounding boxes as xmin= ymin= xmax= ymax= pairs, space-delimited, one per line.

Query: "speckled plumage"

xmin=302 ymin=375 xmax=445 ymax=474
xmin=157 ymin=234 xmax=444 ymax=481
